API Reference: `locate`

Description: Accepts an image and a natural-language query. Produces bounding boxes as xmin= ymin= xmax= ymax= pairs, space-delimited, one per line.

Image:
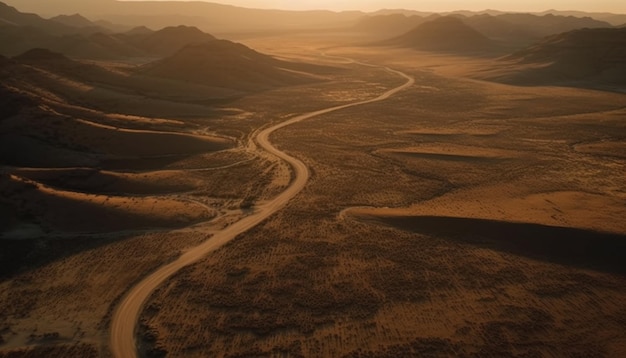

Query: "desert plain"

xmin=0 ymin=4 xmax=625 ymax=358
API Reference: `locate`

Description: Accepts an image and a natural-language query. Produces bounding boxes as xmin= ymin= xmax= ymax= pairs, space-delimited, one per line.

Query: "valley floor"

xmin=1 ymin=34 xmax=625 ymax=357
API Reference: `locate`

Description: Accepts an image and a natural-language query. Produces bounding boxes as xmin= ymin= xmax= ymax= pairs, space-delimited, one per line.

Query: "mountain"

xmin=14 ymin=47 xmax=71 ymax=62
xmin=2 ymin=0 xmax=364 ymax=33
xmin=93 ymin=19 xmax=131 ymax=33
xmin=84 ymin=32 xmax=147 ymax=58
xmin=537 ymin=10 xmax=626 ymax=26
xmin=0 ymin=2 xmax=78 ymax=35
xmin=353 ymin=14 xmax=426 ymax=36
xmin=141 ymin=40 xmax=318 ymax=91
xmin=50 ymin=13 xmax=95 ymax=28
xmin=124 ymin=26 xmax=154 ymax=36
xmin=479 ymin=28 xmax=626 ymax=87
xmin=495 ymin=13 xmax=611 ymax=38
xmin=382 ymin=16 xmax=495 ymax=53
xmin=0 ymin=27 xmax=147 ymax=59
xmin=460 ymin=14 xmax=536 ymax=45
xmin=0 ymin=4 xmax=216 ymax=59
xmin=131 ymin=25 xmax=216 ymax=57
xmin=0 ymin=2 xmax=123 ymax=57
xmin=371 ymin=9 xmax=433 ymax=17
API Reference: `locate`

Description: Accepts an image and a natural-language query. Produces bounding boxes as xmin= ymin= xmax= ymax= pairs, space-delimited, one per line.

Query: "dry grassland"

xmin=0 ymin=46 xmax=412 ymax=356
xmin=138 ymin=44 xmax=626 ymax=357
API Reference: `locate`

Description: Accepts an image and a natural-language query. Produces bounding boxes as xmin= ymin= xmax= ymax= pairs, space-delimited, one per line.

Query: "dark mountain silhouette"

xmin=371 ymin=9 xmax=433 ymax=17
xmin=141 ymin=40 xmax=318 ymax=91
xmin=537 ymin=10 xmax=626 ymax=26
xmin=50 ymin=13 xmax=95 ymax=28
xmin=93 ymin=19 xmax=131 ymax=33
xmin=49 ymin=13 xmax=109 ymax=36
xmin=0 ymin=2 xmax=78 ymax=35
xmin=0 ymin=3 xmax=124 ymax=57
xmin=126 ymin=25 xmax=216 ymax=57
xmin=14 ymin=47 xmax=71 ymax=62
xmin=447 ymin=10 xmax=507 ymax=17
xmin=460 ymin=14 xmax=536 ymax=45
xmin=480 ymin=28 xmax=626 ymax=87
xmin=85 ymin=32 xmax=147 ymax=58
xmin=0 ymin=25 xmax=52 ymax=56
xmin=361 ymin=11 xmax=614 ymax=49
xmin=353 ymin=14 xmax=426 ymax=36
xmin=382 ymin=16 xmax=495 ymax=53
xmin=496 ymin=13 xmax=611 ymax=39
xmin=124 ymin=25 xmax=154 ymax=36
xmin=0 ymin=4 xmax=214 ymax=60
xmin=2 ymin=0 xmax=364 ymax=33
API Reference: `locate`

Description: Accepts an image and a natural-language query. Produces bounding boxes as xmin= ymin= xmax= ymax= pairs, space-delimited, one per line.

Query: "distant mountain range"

xmin=1 ymin=0 xmax=362 ymax=33
xmin=357 ymin=12 xmax=613 ymax=47
xmin=471 ymin=27 xmax=626 ymax=87
xmin=1 ymin=0 xmax=624 ymax=90
xmin=2 ymin=0 xmax=625 ymax=34
xmin=0 ymin=3 xmax=220 ymax=60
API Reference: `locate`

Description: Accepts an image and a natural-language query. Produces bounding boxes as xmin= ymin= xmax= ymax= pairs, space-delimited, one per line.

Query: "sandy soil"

xmin=1 ymin=33 xmax=625 ymax=358
xmin=137 ymin=39 xmax=626 ymax=358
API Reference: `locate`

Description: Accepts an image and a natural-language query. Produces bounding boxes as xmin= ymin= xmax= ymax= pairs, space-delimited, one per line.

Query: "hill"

xmin=130 ymin=25 xmax=216 ymax=57
xmin=0 ymin=2 xmax=79 ymax=35
xmin=124 ymin=25 xmax=154 ymax=36
xmin=0 ymin=5 xmax=219 ymax=60
xmin=382 ymin=16 xmax=495 ymax=53
xmin=496 ymin=13 xmax=611 ymax=39
xmin=477 ymin=28 xmax=626 ymax=87
xmin=460 ymin=14 xmax=536 ymax=45
xmin=13 ymin=47 xmax=71 ymax=63
xmin=0 ymin=3 xmax=130 ymax=58
xmin=2 ymin=0 xmax=364 ymax=33
xmin=537 ymin=10 xmax=626 ymax=26
xmin=141 ymin=40 xmax=320 ymax=91
xmin=353 ymin=14 xmax=426 ymax=37
xmin=50 ymin=13 xmax=95 ymax=28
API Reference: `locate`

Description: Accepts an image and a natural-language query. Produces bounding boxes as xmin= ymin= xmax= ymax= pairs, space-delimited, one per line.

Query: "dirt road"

xmin=109 ymin=62 xmax=414 ymax=358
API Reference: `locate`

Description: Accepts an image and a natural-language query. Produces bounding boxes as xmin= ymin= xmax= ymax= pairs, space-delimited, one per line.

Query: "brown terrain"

xmin=476 ymin=27 xmax=626 ymax=87
xmin=0 ymin=2 xmax=625 ymax=358
xmin=379 ymin=16 xmax=496 ymax=53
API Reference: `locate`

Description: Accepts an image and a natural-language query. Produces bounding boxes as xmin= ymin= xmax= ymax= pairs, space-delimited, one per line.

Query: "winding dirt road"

xmin=109 ymin=62 xmax=414 ymax=358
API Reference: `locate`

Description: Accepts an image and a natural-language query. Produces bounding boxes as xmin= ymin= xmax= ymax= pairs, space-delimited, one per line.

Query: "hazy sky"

xmin=131 ymin=0 xmax=626 ymax=13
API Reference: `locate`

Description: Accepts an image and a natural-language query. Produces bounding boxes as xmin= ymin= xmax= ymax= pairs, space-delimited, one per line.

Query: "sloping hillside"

xmin=353 ymin=14 xmax=426 ymax=36
xmin=477 ymin=28 xmax=626 ymax=87
xmin=0 ymin=2 xmax=78 ymax=34
xmin=128 ymin=25 xmax=216 ymax=57
xmin=141 ymin=40 xmax=319 ymax=91
xmin=382 ymin=16 xmax=495 ymax=53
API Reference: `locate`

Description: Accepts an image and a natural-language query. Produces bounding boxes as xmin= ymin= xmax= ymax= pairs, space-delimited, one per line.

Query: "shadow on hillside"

xmin=0 ymin=235 xmax=130 ymax=280
xmin=375 ymin=215 xmax=626 ymax=274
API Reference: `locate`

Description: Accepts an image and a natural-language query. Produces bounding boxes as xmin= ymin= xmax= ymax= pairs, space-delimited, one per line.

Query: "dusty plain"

xmin=137 ymin=37 xmax=626 ymax=357
xmin=1 ymin=32 xmax=626 ymax=357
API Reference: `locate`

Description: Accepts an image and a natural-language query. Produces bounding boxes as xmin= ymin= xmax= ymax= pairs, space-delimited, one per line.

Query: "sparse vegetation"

xmin=0 ymin=4 xmax=625 ymax=358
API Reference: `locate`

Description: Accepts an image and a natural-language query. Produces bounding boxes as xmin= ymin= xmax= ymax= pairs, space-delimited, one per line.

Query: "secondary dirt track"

xmin=109 ymin=61 xmax=414 ymax=358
